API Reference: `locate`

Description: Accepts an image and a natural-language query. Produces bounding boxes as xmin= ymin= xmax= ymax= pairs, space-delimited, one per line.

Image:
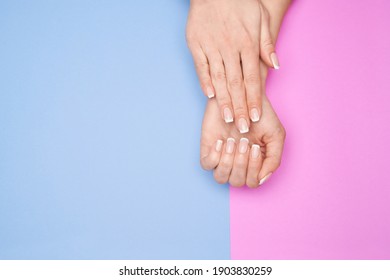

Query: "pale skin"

xmin=190 ymin=0 xmax=289 ymax=188
xmin=186 ymin=0 xmax=285 ymax=133
xmin=200 ymin=63 xmax=285 ymax=187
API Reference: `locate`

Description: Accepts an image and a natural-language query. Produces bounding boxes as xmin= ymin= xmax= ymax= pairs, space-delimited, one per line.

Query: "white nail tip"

xmin=251 ymin=144 xmax=260 ymax=159
xmin=207 ymin=88 xmax=215 ymax=98
xmin=215 ymin=140 xmax=223 ymax=152
xmin=226 ymin=138 xmax=235 ymax=154
xmin=239 ymin=127 xmax=249 ymax=134
xmin=270 ymin=53 xmax=280 ymax=70
xmin=259 ymin=173 xmax=272 ymax=186
xmin=239 ymin=138 xmax=249 ymax=154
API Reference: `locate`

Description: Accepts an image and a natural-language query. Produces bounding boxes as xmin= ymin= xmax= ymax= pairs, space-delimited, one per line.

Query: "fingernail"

xmin=259 ymin=173 xmax=272 ymax=185
xmin=207 ymin=87 xmax=215 ymax=98
xmin=224 ymin=108 xmax=233 ymax=123
xmin=238 ymin=118 xmax=249 ymax=134
xmin=251 ymin=144 xmax=260 ymax=159
xmin=239 ymin=138 xmax=249 ymax=154
xmin=226 ymin=138 xmax=235 ymax=154
xmin=270 ymin=53 xmax=280 ymax=70
xmin=250 ymin=108 xmax=260 ymax=122
xmin=215 ymin=139 xmax=223 ymax=152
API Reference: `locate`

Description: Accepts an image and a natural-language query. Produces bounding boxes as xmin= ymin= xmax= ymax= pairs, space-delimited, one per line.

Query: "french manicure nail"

xmin=239 ymin=138 xmax=249 ymax=154
xmin=270 ymin=53 xmax=280 ymax=70
xmin=215 ymin=139 xmax=223 ymax=152
xmin=207 ymin=87 xmax=215 ymax=98
xmin=251 ymin=144 xmax=260 ymax=159
xmin=224 ymin=108 xmax=234 ymax=123
xmin=250 ymin=108 xmax=260 ymax=122
xmin=226 ymin=138 xmax=235 ymax=154
xmin=238 ymin=118 xmax=249 ymax=134
xmin=259 ymin=173 xmax=272 ymax=185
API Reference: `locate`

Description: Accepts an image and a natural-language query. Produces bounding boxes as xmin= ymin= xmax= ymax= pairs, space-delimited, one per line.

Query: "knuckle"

xmin=219 ymin=31 xmax=230 ymax=44
xmin=232 ymin=105 xmax=247 ymax=116
xmin=261 ymin=38 xmax=274 ymax=51
xmin=242 ymin=37 xmax=256 ymax=50
xmin=194 ymin=59 xmax=209 ymax=71
xmin=185 ymin=33 xmax=198 ymax=49
xmin=213 ymin=71 xmax=226 ymax=82
xmin=270 ymin=125 xmax=286 ymax=141
xmin=218 ymin=160 xmax=231 ymax=171
xmin=228 ymin=76 xmax=243 ymax=89
xmin=246 ymin=89 xmax=261 ymax=103
xmin=276 ymin=125 xmax=287 ymax=140
xmin=235 ymin=161 xmax=247 ymax=169
xmin=245 ymin=73 xmax=261 ymax=85
xmin=217 ymin=97 xmax=231 ymax=109
xmin=247 ymin=99 xmax=261 ymax=109
xmin=199 ymin=77 xmax=211 ymax=88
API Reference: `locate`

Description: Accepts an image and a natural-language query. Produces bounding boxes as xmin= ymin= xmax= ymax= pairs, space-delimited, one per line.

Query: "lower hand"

xmin=200 ymin=86 xmax=285 ymax=187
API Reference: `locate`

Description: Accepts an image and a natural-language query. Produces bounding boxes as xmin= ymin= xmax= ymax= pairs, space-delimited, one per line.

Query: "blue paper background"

xmin=0 ymin=0 xmax=230 ymax=259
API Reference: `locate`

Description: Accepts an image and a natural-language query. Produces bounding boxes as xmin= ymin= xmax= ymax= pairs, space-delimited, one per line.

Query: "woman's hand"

xmin=200 ymin=76 xmax=286 ymax=187
xmin=186 ymin=0 xmax=278 ymax=133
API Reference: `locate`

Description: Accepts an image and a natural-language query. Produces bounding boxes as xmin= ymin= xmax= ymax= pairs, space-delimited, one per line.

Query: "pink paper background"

xmin=230 ymin=0 xmax=390 ymax=259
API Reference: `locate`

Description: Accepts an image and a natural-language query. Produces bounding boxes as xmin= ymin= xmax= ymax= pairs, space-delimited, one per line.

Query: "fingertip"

xmin=258 ymin=160 xmax=279 ymax=181
xmin=259 ymin=172 xmax=272 ymax=186
xmin=200 ymin=156 xmax=212 ymax=170
xmin=237 ymin=117 xmax=249 ymax=134
xmin=238 ymin=137 xmax=249 ymax=154
xmin=214 ymin=171 xmax=228 ymax=185
xmin=223 ymin=107 xmax=234 ymax=123
xmin=247 ymin=181 xmax=259 ymax=189
xmin=206 ymin=86 xmax=215 ymax=99
xmin=270 ymin=52 xmax=280 ymax=70
xmin=250 ymin=108 xmax=260 ymax=123
xmin=216 ymin=139 xmax=222 ymax=150
xmin=226 ymin=138 xmax=236 ymax=154
xmin=250 ymin=144 xmax=261 ymax=160
xmin=229 ymin=180 xmax=245 ymax=188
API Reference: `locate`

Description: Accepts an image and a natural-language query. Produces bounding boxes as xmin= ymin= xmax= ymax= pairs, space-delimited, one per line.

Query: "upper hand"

xmin=186 ymin=0 xmax=279 ymax=133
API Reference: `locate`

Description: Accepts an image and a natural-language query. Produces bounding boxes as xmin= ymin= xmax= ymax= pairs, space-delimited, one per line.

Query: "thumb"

xmin=260 ymin=10 xmax=279 ymax=70
xmin=258 ymin=128 xmax=286 ymax=185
